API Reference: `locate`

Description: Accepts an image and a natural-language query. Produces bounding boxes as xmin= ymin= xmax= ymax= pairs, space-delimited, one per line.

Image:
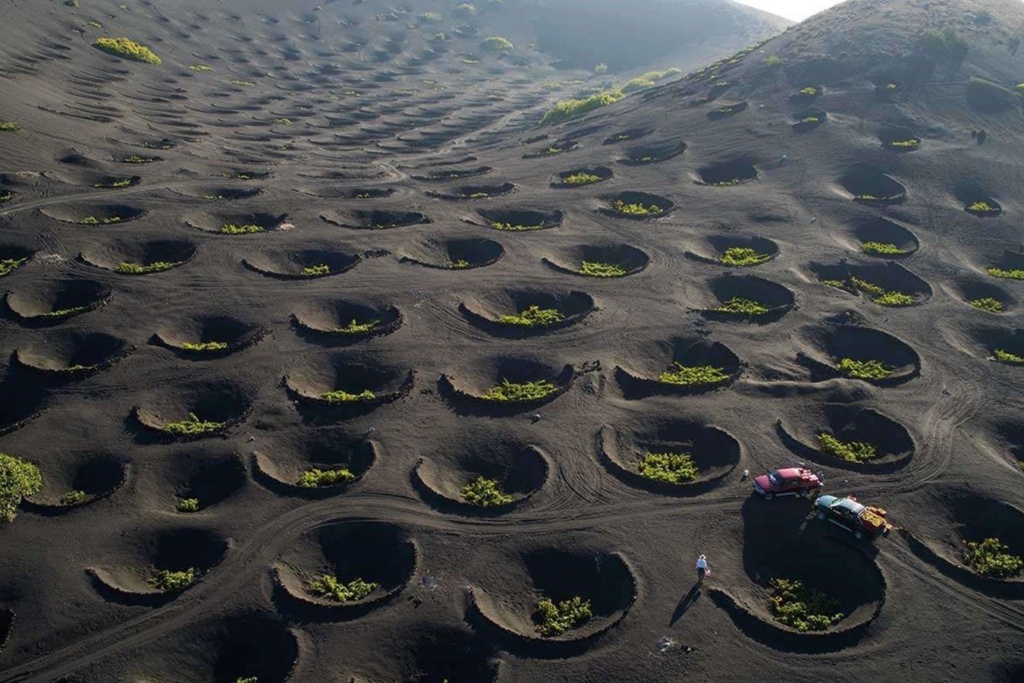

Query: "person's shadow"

xmin=670 ymin=583 xmax=702 ymax=625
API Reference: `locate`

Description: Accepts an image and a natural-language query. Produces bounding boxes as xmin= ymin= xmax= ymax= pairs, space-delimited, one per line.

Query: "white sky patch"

xmin=733 ymin=0 xmax=843 ymax=22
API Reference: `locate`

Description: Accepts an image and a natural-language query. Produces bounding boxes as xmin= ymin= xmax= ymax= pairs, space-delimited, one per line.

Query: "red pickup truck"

xmin=752 ymin=467 xmax=823 ymax=500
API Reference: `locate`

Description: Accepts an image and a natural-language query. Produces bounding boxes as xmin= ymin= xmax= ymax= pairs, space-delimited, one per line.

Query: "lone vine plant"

xmin=460 ymin=476 xmax=514 ymax=506
xmin=637 ymin=452 xmax=698 ymax=484
xmin=658 ymin=363 xmax=730 ymax=387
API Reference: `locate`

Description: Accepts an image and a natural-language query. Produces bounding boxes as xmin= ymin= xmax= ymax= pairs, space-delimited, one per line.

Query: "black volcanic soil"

xmin=1 ymin=0 xmax=1024 ymax=681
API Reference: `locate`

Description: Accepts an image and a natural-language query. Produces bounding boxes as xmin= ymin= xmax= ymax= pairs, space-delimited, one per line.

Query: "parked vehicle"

xmin=814 ymin=495 xmax=892 ymax=540
xmin=752 ymin=467 xmax=823 ymax=500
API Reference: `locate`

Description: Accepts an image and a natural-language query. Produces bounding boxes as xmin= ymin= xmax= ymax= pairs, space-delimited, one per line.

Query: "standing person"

xmin=696 ymin=554 xmax=709 ymax=583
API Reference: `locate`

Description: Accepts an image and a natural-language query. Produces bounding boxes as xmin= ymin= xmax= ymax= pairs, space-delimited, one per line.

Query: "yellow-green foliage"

xmin=482 ymin=379 xmax=557 ymax=402
xmin=987 ymin=267 xmax=1024 ymax=280
xmin=162 ymin=413 xmax=226 ymax=435
xmin=0 ymin=191 xmax=11 ymax=203
xmin=0 ymin=122 xmax=21 ymax=132
xmin=798 ymin=86 xmax=820 ymax=96
xmin=873 ymin=291 xmax=915 ymax=306
xmin=180 ymin=341 xmax=228 ymax=352
xmin=831 ymin=277 xmax=915 ymax=306
xmin=0 ymin=453 xmax=42 ymax=523
xmin=579 ymin=261 xmax=626 ymax=277
xmin=968 ymin=201 xmax=999 ymax=213
xmin=535 ymin=597 xmax=593 ymax=637
xmin=116 ymin=261 xmax=178 ymax=274
xmin=93 ymin=37 xmax=162 ymax=64
xmin=95 ymin=178 xmax=133 ymax=188
xmin=715 ymin=298 xmax=769 ymax=315
xmin=962 ymin=537 xmax=1023 ymax=578
xmin=332 ymin=319 xmax=379 ymax=334
xmin=817 ymin=433 xmax=877 ymax=463
xmin=611 ymin=200 xmax=663 ymax=216
xmin=446 ymin=259 xmax=470 ymax=269
xmin=319 ymin=389 xmax=375 ymax=402
xmin=37 ymin=305 xmax=89 ymax=319
xmin=637 ymin=452 xmax=698 ymax=484
xmin=993 ymin=349 xmax=1024 ymax=365
xmin=498 ymin=306 xmax=565 ymax=327
xmin=0 ymin=258 xmax=28 ymax=277
xmin=720 ymin=247 xmax=770 ymax=266
xmin=300 ymin=264 xmax=330 ymax=277
xmin=298 ymin=468 xmax=355 ymax=488
xmin=230 ymin=79 xmax=255 ymax=87
xmin=888 ymin=139 xmax=920 ymax=149
xmin=768 ymin=578 xmax=844 ymax=632
xmin=82 ymin=216 xmax=121 ymax=225
xmin=541 ymin=90 xmax=625 ymax=125
xmin=838 ymin=358 xmax=894 ymax=380
xmin=188 ymin=64 xmax=213 ymax=72
xmin=492 ymin=222 xmax=545 ymax=231
xmin=148 ymin=568 xmax=197 ymax=592
xmin=120 ymin=154 xmax=156 ymax=163
xmin=622 ymin=69 xmax=681 ymax=93
xmin=861 ymin=242 xmax=905 ymax=255
xmin=60 ymin=490 xmax=87 ymax=506
xmin=220 ymin=224 xmax=264 ymax=234
xmin=482 ymin=36 xmax=514 ymax=52
xmin=177 ymin=498 xmax=199 ymax=513
xmin=658 ymin=363 xmax=730 ymax=386
xmin=970 ymin=297 xmax=1004 ymax=312
xmin=562 ymin=172 xmax=602 ymax=186
xmin=309 ymin=575 xmax=378 ymax=602
xmin=461 ymin=476 xmax=514 ymax=506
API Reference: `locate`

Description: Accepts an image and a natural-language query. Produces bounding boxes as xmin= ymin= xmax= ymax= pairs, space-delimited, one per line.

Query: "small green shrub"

xmin=0 ymin=191 xmax=11 ymax=203
xmin=0 ymin=258 xmax=28 ymax=277
xmin=611 ymin=200 xmax=663 ymax=216
xmin=968 ymin=201 xmax=999 ymax=213
xmin=798 ymin=86 xmax=820 ymax=96
xmin=534 ymin=596 xmax=592 ymax=637
xmin=768 ymin=578 xmax=844 ymax=632
xmin=461 ymin=476 xmax=514 ymax=506
xmin=817 ymin=433 xmax=877 ymax=463
xmin=621 ymin=69 xmax=680 ymax=93
xmin=300 ymin=264 xmax=330 ymax=277
xmin=987 ymin=267 xmax=1024 ymax=280
xmin=298 ymin=468 xmax=355 ymax=488
xmin=963 ymin=537 xmax=1023 ymax=578
xmin=498 ymin=306 xmax=565 ymax=327
xmin=37 ymin=305 xmax=88 ymax=319
xmin=119 ymin=155 xmax=156 ymax=164
xmin=720 ymin=247 xmax=770 ymax=267
xmin=0 ymin=122 xmax=21 ymax=132
xmin=993 ymin=349 xmax=1024 ymax=365
xmin=419 ymin=11 xmax=442 ymax=23
xmin=220 ymin=224 xmax=264 ymax=234
xmin=94 ymin=178 xmax=133 ymax=188
xmin=319 ymin=389 xmax=375 ymax=403
xmin=230 ymin=79 xmax=255 ymax=87
xmin=860 ymin=242 xmax=905 ymax=255
xmin=116 ymin=261 xmax=178 ymax=274
xmin=562 ymin=172 xmax=602 ymax=186
xmin=148 ymin=568 xmax=197 ymax=592
xmin=579 ymin=261 xmax=626 ymax=277
xmin=482 ymin=36 xmax=514 ymax=52
xmin=453 ymin=3 xmax=477 ymax=17
xmin=658 ymin=363 xmax=730 ymax=386
xmin=492 ymin=221 xmax=544 ymax=231
xmin=0 ymin=453 xmax=41 ymax=523
xmin=236 ymin=678 xmax=258 ymax=683
xmin=873 ymin=291 xmax=915 ymax=307
xmin=970 ymin=297 xmax=1004 ymax=312
xmin=481 ymin=379 xmax=557 ymax=402
xmin=308 ymin=575 xmax=379 ymax=602
xmin=594 ymin=63 xmax=608 ymax=74
xmin=81 ymin=216 xmax=122 ymax=225
xmin=446 ymin=259 xmax=470 ymax=269
xmin=93 ymin=37 xmax=162 ymax=64
xmin=714 ymin=297 xmax=769 ymax=315
xmin=162 ymin=413 xmax=226 ymax=436
xmin=838 ymin=358 xmax=894 ymax=381
xmin=180 ymin=341 xmax=228 ymax=352
xmin=763 ymin=55 xmax=784 ymax=67
xmin=541 ymin=90 xmax=624 ymax=125
xmin=188 ymin=64 xmax=213 ymax=72
xmin=332 ymin=319 xmax=379 ymax=334
xmin=887 ymin=139 xmax=920 ymax=149
xmin=60 ymin=490 xmax=87 ymax=506
xmin=637 ymin=452 xmax=698 ymax=484
xmin=177 ymin=497 xmax=200 ymax=513
xmin=800 ymin=116 xmax=822 ymax=124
